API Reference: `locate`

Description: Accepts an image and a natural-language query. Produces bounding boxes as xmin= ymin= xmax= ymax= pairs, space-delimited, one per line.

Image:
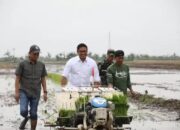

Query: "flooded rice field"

xmin=131 ymin=68 xmax=180 ymax=100
xmin=128 ymin=102 xmax=180 ymax=130
xmin=0 ymin=74 xmax=57 ymax=130
xmin=0 ymin=67 xmax=180 ymax=130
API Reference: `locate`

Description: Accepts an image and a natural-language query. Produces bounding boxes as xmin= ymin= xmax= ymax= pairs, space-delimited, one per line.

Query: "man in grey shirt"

xmin=15 ymin=45 xmax=47 ymax=130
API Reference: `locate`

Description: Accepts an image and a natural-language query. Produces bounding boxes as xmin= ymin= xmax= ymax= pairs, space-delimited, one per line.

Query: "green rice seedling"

xmin=59 ymin=109 xmax=75 ymax=117
xmin=58 ymin=109 xmax=75 ymax=126
xmin=106 ymin=94 xmax=128 ymax=116
xmin=75 ymin=96 xmax=89 ymax=112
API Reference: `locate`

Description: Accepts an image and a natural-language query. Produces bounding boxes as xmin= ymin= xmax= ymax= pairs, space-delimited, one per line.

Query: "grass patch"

xmin=47 ymin=73 xmax=62 ymax=84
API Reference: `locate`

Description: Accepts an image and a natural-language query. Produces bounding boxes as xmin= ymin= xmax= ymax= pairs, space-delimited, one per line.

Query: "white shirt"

xmin=62 ymin=56 xmax=100 ymax=87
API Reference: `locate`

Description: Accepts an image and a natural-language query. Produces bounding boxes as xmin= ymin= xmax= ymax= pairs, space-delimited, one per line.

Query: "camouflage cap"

xmin=107 ymin=49 xmax=115 ymax=56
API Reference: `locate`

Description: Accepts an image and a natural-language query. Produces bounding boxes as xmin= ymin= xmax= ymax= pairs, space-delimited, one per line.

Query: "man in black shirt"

xmin=98 ymin=49 xmax=114 ymax=86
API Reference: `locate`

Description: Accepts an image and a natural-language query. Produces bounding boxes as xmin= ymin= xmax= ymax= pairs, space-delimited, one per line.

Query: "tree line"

xmin=0 ymin=50 xmax=180 ymax=63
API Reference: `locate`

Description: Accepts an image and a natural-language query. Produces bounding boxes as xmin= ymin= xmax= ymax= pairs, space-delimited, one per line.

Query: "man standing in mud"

xmin=61 ymin=43 xmax=100 ymax=87
xmin=107 ymin=50 xmax=135 ymax=95
xmin=15 ymin=45 xmax=47 ymax=130
xmin=98 ymin=49 xmax=114 ymax=86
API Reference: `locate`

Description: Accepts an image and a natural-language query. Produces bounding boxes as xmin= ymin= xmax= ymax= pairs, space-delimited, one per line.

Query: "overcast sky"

xmin=0 ymin=0 xmax=180 ymax=57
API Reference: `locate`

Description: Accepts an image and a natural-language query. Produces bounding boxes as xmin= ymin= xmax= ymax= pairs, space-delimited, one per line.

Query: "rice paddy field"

xmin=0 ymin=61 xmax=180 ymax=130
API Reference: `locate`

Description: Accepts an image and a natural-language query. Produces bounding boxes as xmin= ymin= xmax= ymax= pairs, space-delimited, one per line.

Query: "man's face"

xmin=29 ymin=52 xmax=39 ymax=62
xmin=107 ymin=54 xmax=114 ymax=63
xmin=77 ymin=47 xmax=87 ymax=61
xmin=115 ymin=56 xmax=124 ymax=65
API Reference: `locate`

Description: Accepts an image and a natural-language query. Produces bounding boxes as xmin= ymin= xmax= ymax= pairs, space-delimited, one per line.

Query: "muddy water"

xmin=131 ymin=68 xmax=180 ymax=100
xmin=128 ymin=102 xmax=180 ymax=130
xmin=0 ymin=68 xmax=180 ymax=130
xmin=0 ymin=74 xmax=58 ymax=130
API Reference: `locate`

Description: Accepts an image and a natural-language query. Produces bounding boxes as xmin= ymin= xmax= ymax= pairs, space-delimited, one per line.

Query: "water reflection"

xmin=131 ymin=68 xmax=180 ymax=99
xmin=0 ymin=67 xmax=180 ymax=130
xmin=0 ymin=74 xmax=56 ymax=129
xmin=128 ymin=102 xmax=180 ymax=130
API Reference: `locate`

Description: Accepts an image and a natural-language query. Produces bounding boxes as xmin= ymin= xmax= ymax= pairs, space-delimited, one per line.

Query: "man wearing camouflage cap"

xmin=98 ymin=49 xmax=115 ymax=86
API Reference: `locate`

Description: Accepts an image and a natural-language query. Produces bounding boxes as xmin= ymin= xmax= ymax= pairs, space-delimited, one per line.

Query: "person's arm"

xmin=129 ymin=87 xmax=135 ymax=96
xmin=107 ymin=67 xmax=113 ymax=88
xmin=127 ymin=66 xmax=135 ymax=96
xmin=15 ymin=76 xmax=20 ymax=103
xmin=14 ymin=62 xmax=23 ymax=103
xmin=61 ymin=60 xmax=71 ymax=86
xmin=41 ymin=77 xmax=47 ymax=101
xmin=97 ymin=62 xmax=102 ymax=76
xmin=61 ymin=76 xmax=68 ymax=86
xmin=41 ymin=64 xmax=48 ymax=101
xmin=93 ymin=62 xmax=101 ymax=87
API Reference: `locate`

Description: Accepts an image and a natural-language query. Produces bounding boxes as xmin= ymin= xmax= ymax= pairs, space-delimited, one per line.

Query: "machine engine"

xmin=86 ymin=96 xmax=113 ymax=130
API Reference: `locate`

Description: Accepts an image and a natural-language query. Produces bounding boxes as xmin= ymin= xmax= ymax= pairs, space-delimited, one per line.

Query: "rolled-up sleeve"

xmin=127 ymin=67 xmax=132 ymax=89
xmin=15 ymin=62 xmax=23 ymax=76
xmin=62 ymin=60 xmax=71 ymax=79
xmin=41 ymin=64 xmax=47 ymax=77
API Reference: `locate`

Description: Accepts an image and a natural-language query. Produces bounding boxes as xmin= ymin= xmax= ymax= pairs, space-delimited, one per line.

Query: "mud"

xmin=128 ymin=92 xmax=180 ymax=114
xmin=128 ymin=101 xmax=180 ymax=130
xmin=0 ymin=67 xmax=180 ymax=130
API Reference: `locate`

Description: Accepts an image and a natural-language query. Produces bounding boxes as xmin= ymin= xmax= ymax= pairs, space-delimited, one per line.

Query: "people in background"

xmin=107 ymin=50 xmax=135 ymax=96
xmin=98 ymin=49 xmax=114 ymax=86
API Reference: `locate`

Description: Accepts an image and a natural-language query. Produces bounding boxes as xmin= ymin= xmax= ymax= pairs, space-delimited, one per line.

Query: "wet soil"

xmin=0 ymin=64 xmax=180 ymax=130
xmin=128 ymin=92 xmax=180 ymax=119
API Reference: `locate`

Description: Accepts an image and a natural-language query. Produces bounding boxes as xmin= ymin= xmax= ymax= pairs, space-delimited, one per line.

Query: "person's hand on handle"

xmin=94 ymin=81 xmax=101 ymax=88
xmin=108 ymin=83 xmax=113 ymax=88
xmin=129 ymin=88 xmax=136 ymax=97
xmin=61 ymin=76 xmax=68 ymax=87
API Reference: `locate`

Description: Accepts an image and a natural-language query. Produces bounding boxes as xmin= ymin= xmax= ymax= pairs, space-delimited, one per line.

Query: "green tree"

xmin=127 ymin=53 xmax=135 ymax=61
xmin=47 ymin=52 xmax=52 ymax=59
xmin=66 ymin=52 xmax=77 ymax=59
xmin=4 ymin=50 xmax=11 ymax=57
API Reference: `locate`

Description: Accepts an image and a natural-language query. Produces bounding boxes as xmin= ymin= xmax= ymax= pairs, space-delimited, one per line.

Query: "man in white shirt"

xmin=61 ymin=43 xmax=100 ymax=87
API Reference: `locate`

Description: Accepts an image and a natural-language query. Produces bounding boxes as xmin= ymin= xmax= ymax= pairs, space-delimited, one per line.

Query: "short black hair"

xmin=77 ymin=43 xmax=88 ymax=51
xmin=115 ymin=50 xmax=124 ymax=57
